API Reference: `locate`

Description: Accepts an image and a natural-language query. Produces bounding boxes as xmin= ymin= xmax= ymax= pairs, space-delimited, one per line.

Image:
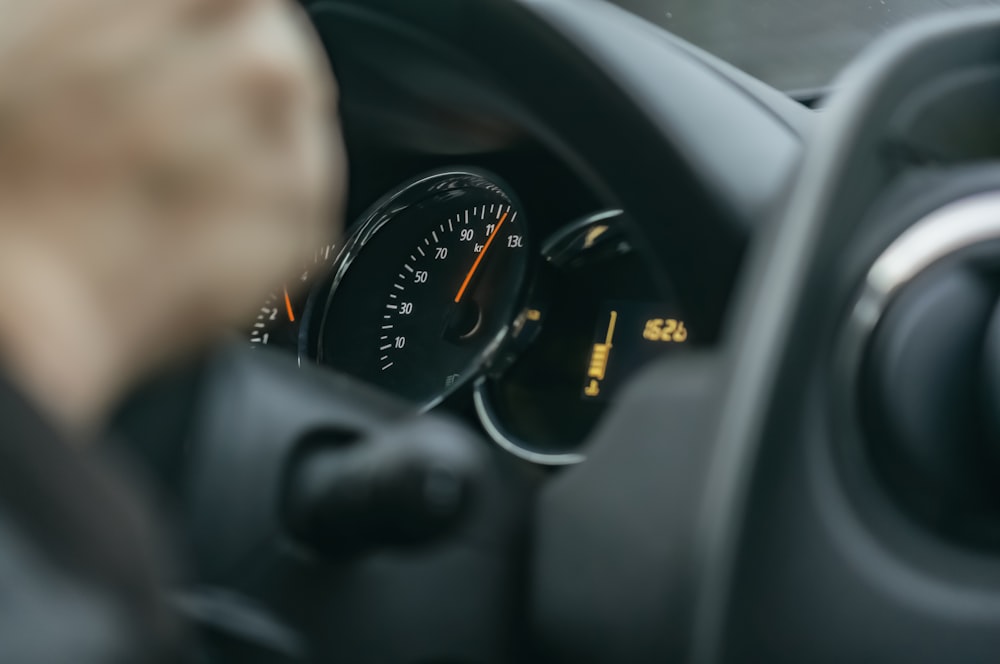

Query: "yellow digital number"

xmin=643 ymin=318 xmax=688 ymax=343
xmin=643 ymin=318 xmax=662 ymax=341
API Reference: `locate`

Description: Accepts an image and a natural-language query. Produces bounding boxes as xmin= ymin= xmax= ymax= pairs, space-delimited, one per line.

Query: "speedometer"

xmin=317 ymin=170 xmax=529 ymax=406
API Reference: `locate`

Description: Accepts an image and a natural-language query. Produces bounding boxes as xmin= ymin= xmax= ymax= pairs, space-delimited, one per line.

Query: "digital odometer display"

xmin=477 ymin=237 xmax=691 ymax=460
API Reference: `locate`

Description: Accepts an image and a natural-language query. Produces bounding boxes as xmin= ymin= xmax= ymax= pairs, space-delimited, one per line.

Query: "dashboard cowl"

xmin=309 ymin=0 xmax=808 ymax=339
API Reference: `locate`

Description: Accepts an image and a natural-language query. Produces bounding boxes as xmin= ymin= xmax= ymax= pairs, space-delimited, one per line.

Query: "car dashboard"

xmin=241 ymin=0 xmax=806 ymax=466
xmin=250 ymin=151 xmax=689 ymax=464
xmin=102 ymin=2 xmax=1000 ymax=663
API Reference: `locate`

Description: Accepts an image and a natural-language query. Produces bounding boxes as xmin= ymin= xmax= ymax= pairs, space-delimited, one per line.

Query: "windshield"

xmin=612 ymin=0 xmax=1000 ymax=91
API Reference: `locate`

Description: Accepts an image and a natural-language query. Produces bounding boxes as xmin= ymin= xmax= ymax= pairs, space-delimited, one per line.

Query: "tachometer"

xmin=249 ymin=243 xmax=338 ymax=357
xmin=317 ymin=170 xmax=529 ymax=406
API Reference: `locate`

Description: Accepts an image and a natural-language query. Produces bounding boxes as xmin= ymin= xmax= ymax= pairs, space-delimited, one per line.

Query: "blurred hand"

xmin=0 ymin=0 xmax=346 ymax=434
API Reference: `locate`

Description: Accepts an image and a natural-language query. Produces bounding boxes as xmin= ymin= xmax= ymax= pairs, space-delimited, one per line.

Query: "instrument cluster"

xmin=250 ymin=167 xmax=693 ymax=464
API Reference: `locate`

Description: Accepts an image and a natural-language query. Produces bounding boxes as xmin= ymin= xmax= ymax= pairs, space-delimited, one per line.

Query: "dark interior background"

xmin=608 ymin=0 xmax=1000 ymax=91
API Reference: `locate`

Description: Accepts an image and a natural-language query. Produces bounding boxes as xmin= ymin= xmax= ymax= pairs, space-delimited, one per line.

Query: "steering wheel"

xmin=113 ymin=1 xmax=1000 ymax=662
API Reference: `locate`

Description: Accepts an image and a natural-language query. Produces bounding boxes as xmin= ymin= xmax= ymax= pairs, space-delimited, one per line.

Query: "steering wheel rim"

xmin=685 ymin=9 xmax=1000 ymax=662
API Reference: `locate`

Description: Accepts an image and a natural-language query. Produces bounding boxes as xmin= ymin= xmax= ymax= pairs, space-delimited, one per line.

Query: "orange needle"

xmin=455 ymin=211 xmax=509 ymax=303
xmin=283 ymin=287 xmax=296 ymax=323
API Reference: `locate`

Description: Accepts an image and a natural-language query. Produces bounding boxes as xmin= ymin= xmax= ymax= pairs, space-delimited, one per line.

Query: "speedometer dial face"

xmin=318 ymin=171 xmax=529 ymax=406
